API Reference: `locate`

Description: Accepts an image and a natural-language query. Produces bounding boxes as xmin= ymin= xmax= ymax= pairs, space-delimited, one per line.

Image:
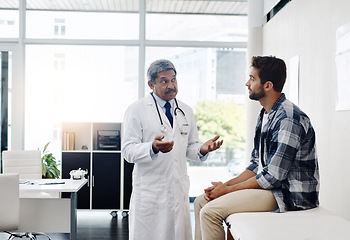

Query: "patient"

xmin=194 ymin=56 xmax=320 ymax=240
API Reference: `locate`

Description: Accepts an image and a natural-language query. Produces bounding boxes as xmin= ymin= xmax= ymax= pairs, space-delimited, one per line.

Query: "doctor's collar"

xmin=151 ymin=92 xmax=175 ymax=108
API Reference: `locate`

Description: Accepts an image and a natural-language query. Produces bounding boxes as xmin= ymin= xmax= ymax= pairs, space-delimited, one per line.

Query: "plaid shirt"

xmin=247 ymin=94 xmax=320 ymax=212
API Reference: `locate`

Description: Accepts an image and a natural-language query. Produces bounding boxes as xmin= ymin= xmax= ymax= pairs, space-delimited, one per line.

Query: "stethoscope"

xmin=150 ymin=92 xmax=188 ymax=134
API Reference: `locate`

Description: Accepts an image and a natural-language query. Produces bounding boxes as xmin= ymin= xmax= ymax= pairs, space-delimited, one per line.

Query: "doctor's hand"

xmin=152 ymin=135 xmax=174 ymax=154
xmin=200 ymin=135 xmax=223 ymax=155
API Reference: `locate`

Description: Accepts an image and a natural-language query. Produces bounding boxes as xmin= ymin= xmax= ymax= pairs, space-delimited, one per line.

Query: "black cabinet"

xmin=92 ymin=152 xmax=121 ymax=209
xmin=61 ymin=152 xmax=91 ymax=209
xmin=61 ymin=122 xmax=132 ymax=211
xmin=123 ymin=160 xmax=134 ymax=209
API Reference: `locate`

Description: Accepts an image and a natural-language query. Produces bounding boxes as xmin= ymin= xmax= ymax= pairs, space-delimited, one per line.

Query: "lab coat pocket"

xmin=176 ymin=133 xmax=189 ymax=156
xmin=137 ymin=175 xmax=167 ymax=209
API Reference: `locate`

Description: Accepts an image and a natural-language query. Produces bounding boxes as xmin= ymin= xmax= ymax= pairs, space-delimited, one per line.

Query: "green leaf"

xmin=43 ymin=142 xmax=50 ymax=153
xmin=41 ymin=142 xmax=60 ymax=179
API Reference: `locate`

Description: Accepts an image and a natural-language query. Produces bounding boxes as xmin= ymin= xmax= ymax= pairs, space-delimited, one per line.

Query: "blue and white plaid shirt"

xmin=247 ymin=94 xmax=320 ymax=212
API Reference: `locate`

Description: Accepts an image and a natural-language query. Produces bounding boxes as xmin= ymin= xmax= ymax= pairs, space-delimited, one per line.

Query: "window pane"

xmin=146 ymin=14 xmax=247 ymax=42
xmin=146 ymin=47 xmax=246 ymax=197
xmin=26 ymin=11 xmax=139 ymax=40
xmin=25 ymin=45 xmax=138 ymax=151
xmin=0 ymin=10 xmax=19 ymax=38
xmin=0 ymin=51 xmax=13 ymax=152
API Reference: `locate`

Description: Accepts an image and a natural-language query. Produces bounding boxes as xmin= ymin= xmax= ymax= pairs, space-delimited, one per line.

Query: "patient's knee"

xmin=194 ymin=194 xmax=207 ymax=212
xmin=200 ymin=203 xmax=219 ymax=223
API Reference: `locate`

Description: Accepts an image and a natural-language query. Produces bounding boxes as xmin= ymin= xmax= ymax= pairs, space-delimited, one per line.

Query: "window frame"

xmin=0 ymin=0 xmax=247 ymax=150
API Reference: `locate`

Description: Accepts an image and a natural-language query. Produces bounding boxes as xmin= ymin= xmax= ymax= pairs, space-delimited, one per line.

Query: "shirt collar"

xmin=260 ymin=93 xmax=286 ymax=119
xmin=152 ymin=92 xmax=175 ymax=109
xmin=270 ymin=93 xmax=286 ymax=114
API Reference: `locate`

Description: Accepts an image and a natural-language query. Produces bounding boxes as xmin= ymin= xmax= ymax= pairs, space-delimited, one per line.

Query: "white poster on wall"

xmin=288 ymin=55 xmax=299 ymax=106
xmin=335 ymin=22 xmax=350 ymax=111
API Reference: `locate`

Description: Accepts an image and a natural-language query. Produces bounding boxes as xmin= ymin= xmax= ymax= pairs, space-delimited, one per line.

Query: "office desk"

xmin=19 ymin=179 xmax=87 ymax=240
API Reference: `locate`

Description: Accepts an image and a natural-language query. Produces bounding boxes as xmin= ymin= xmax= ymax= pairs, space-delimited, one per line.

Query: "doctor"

xmin=123 ymin=59 xmax=223 ymax=240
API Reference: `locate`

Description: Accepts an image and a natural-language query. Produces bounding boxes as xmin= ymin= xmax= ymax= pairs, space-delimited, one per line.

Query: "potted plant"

xmin=41 ymin=142 xmax=60 ymax=179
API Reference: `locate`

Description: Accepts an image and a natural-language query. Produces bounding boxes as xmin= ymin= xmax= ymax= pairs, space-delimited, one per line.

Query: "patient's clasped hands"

xmin=204 ymin=181 xmax=230 ymax=202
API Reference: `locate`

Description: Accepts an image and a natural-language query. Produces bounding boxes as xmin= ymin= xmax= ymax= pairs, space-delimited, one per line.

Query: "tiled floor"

xmin=0 ymin=210 xmax=128 ymax=240
xmin=0 ymin=204 xmax=195 ymax=240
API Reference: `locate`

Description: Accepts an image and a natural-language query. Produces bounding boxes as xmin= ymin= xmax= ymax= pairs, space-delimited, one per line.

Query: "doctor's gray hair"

xmin=147 ymin=59 xmax=177 ymax=83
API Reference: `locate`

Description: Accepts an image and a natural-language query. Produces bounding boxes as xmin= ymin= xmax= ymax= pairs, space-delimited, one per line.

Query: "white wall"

xmin=261 ymin=0 xmax=350 ymax=219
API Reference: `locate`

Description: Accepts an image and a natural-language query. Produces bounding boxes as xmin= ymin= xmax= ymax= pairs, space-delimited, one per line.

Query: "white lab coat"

xmin=122 ymin=94 xmax=205 ymax=240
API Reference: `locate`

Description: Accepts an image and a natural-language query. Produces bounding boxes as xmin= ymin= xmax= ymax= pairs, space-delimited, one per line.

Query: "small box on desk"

xmin=97 ymin=130 xmax=120 ymax=150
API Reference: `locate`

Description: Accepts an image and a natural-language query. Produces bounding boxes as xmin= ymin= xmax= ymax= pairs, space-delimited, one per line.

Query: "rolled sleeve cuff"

xmin=247 ymin=163 xmax=258 ymax=174
xmin=256 ymin=174 xmax=272 ymax=189
xmin=150 ymin=142 xmax=159 ymax=160
xmin=198 ymin=146 xmax=209 ymax=162
xmin=256 ymin=171 xmax=279 ymax=189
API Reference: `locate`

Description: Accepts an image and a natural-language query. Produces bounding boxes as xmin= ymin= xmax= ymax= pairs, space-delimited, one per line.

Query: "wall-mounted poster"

xmin=335 ymin=22 xmax=350 ymax=111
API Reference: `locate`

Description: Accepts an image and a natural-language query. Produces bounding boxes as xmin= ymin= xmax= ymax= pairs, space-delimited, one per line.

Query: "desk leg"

xmin=70 ymin=192 xmax=78 ymax=240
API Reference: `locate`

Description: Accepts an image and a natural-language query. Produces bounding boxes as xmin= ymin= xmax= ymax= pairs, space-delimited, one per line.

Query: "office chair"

xmin=2 ymin=150 xmax=57 ymax=198
xmin=0 ymin=173 xmax=52 ymax=240
xmin=2 ymin=150 xmax=42 ymax=179
xmin=0 ymin=173 xmax=19 ymax=236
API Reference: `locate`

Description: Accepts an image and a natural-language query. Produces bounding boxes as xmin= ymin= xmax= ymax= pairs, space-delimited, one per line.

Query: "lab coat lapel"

xmin=172 ymin=111 xmax=178 ymax=135
xmin=146 ymin=94 xmax=174 ymax=134
xmin=146 ymin=94 xmax=159 ymax=117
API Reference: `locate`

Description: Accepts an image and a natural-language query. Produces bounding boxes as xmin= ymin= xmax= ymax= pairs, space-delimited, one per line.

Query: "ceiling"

xmin=0 ymin=0 xmax=247 ymax=15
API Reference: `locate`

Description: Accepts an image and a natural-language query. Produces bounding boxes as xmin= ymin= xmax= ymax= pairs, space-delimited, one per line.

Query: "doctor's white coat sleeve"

xmin=122 ymin=105 xmax=155 ymax=164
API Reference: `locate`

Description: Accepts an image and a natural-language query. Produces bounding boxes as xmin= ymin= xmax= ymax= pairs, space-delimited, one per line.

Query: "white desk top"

xmin=19 ymin=178 xmax=87 ymax=193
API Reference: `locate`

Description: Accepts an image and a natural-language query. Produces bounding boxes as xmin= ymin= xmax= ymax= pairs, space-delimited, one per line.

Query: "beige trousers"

xmin=194 ymin=189 xmax=278 ymax=240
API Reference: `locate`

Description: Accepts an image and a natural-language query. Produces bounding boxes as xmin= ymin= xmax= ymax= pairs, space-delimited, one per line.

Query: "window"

xmin=0 ymin=51 xmax=12 ymax=153
xmin=0 ymin=1 xmax=248 ymax=197
xmin=54 ymin=18 xmax=66 ymax=36
xmin=146 ymin=13 xmax=247 ymax=42
xmin=146 ymin=47 xmax=247 ymax=197
xmin=54 ymin=53 xmax=65 ymax=71
xmin=0 ymin=10 xmax=19 ymax=38
xmin=26 ymin=11 xmax=139 ymax=40
xmin=25 ymin=45 xmax=138 ymax=152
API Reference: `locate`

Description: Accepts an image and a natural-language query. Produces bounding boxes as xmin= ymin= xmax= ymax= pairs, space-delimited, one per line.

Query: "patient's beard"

xmin=249 ymin=86 xmax=265 ymax=100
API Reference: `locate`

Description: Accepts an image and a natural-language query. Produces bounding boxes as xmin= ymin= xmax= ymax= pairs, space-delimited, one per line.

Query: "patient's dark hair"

xmin=251 ymin=56 xmax=286 ymax=92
